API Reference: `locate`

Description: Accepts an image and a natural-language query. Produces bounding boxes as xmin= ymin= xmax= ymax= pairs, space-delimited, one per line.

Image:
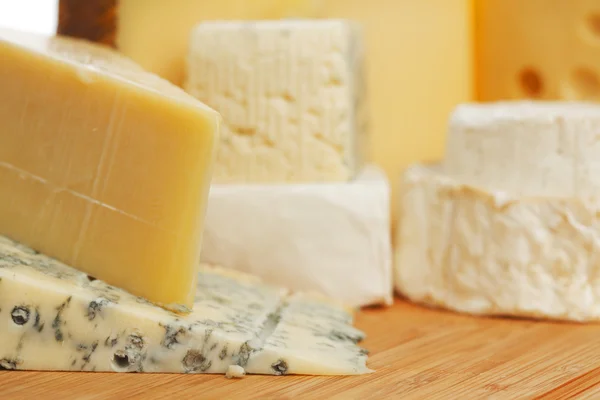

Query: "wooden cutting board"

xmin=1 ymin=298 xmax=600 ymax=399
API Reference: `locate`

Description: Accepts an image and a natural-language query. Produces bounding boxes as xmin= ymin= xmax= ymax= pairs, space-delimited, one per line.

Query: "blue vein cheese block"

xmin=0 ymin=235 xmax=371 ymax=375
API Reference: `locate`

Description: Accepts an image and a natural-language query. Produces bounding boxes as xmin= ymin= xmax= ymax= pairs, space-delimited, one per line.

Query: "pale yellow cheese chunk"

xmin=0 ymin=29 xmax=220 ymax=311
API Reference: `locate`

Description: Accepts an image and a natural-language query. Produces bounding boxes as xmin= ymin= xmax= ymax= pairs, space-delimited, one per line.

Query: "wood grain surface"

xmin=2 ymin=298 xmax=600 ymax=399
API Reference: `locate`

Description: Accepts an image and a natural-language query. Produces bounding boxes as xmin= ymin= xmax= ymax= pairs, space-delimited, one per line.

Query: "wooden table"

xmin=2 ymin=299 xmax=600 ymax=399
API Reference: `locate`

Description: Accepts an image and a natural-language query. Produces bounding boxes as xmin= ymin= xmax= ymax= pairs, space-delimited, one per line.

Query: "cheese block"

xmin=475 ymin=0 xmax=600 ymax=102
xmin=0 ymin=29 xmax=220 ymax=311
xmin=0 ymin=235 xmax=371 ymax=375
xmin=186 ymin=19 xmax=366 ymax=183
xmin=57 ymin=0 xmax=474 ymax=225
xmin=395 ymin=164 xmax=600 ymax=322
xmin=201 ymin=166 xmax=393 ymax=307
xmin=396 ymin=101 xmax=600 ymax=321
xmin=444 ymin=101 xmax=600 ymax=197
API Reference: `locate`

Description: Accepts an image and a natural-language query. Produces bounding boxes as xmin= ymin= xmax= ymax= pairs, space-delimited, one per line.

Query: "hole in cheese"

xmin=565 ymin=67 xmax=600 ymax=100
xmin=518 ymin=67 xmax=543 ymax=97
xmin=111 ymin=351 xmax=131 ymax=371
xmin=586 ymin=13 xmax=600 ymax=41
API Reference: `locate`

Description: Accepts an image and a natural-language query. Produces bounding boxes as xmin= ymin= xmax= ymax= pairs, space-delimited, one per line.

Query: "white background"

xmin=0 ymin=0 xmax=58 ymax=34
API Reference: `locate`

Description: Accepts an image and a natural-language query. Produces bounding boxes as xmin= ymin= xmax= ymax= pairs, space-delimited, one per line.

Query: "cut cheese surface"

xmin=444 ymin=101 xmax=600 ymax=197
xmin=201 ymin=166 xmax=393 ymax=307
xmin=475 ymin=0 xmax=600 ymax=102
xmin=0 ymin=29 xmax=220 ymax=311
xmin=186 ymin=19 xmax=366 ymax=183
xmin=0 ymin=236 xmax=370 ymax=375
xmin=395 ymin=164 xmax=600 ymax=322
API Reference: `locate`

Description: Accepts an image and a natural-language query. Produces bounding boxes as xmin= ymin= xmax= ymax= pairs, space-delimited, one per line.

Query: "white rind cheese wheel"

xmin=396 ymin=164 xmax=600 ymax=322
xmin=445 ymin=101 xmax=600 ymax=198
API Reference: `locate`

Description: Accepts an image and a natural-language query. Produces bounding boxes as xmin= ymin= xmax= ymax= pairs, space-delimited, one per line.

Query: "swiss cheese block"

xmin=396 ymin=101 xmax=600 ymax=321
xmin=475 ymin=0 xmax=600 ymax=102
xmin=57 ymin=0 xmax=473 ymax=225
xmin=0 ymin=29 xmax=220 ymax=311
xmin=186 ymin=19 xmax=366 ymax=183
xmin=0 ymin=236 xmax=370 ymax=375
xmin=444 ymin=101 xmax=600 ymax=197
xmin=201 ymin=166 xmax=392 ymax=307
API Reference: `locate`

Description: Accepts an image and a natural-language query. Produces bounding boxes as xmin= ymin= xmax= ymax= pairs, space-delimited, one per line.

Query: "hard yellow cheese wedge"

xmin=0 ymin=29 xmax=220 ymax=311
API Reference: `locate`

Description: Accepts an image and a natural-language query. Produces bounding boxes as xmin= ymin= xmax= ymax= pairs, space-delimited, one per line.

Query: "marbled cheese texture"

xmin=185 ymin=19 xmax=367 ymax=183
xmin=0 ymin=236 xmax=370 ymax=375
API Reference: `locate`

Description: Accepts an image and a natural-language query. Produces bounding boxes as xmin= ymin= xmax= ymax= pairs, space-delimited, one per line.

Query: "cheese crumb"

xmin=225 ymin=365 xmax=246 ymax=379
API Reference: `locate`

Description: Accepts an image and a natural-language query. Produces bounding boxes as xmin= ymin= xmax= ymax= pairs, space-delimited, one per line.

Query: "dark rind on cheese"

xmin=57 ymin=0 xmax=118 ymax=47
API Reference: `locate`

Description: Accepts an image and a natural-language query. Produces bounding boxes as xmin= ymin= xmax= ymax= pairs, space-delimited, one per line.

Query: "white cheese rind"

xmin=445 ymin=101 xmax=600 ymax=197
xmin=0 ymin=236 xmax=370 ymax=374
xmin=185 ymin=19 xmax=367 ymax=183
xmin=201 ymin=166 xmax=393 ymax=307
xmin=396 ymin=164 xmax=600 ymax=322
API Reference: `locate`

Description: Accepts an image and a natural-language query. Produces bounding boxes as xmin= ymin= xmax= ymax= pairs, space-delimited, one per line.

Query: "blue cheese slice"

xmin=0 ymin=236 xmax=370 ymax=375
xmin=246 ymin=292 xmax=370 ymax=375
